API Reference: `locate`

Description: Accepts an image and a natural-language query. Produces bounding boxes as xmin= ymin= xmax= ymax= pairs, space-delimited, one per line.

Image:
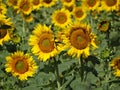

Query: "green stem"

xmin=79 ymin=55 xmax=84 ymax=82
xmin=53 ymin=57 xmax=61 ymax=90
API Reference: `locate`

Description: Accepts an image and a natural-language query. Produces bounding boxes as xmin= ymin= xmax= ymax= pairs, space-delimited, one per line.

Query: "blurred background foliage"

xmin=0 ymin=0 xmax=120 ymax=90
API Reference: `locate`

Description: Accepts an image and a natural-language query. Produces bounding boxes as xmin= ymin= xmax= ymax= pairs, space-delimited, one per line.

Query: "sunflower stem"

xmin=80 ymin=55 xmax=84 ymax=82
xmin=53 ymin=57 xmax=62 ymax=90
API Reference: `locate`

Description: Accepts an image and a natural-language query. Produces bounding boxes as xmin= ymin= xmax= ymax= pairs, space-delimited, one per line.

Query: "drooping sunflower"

xmin=101 ymin=0 xmax=119 ymax=11
xmin=31 ymin=0 xmax=42 ymax=10
xmin=17 ymin=0 xmax=32 ymax=15
xmin=62 ymin=21 xmax=98 ymax=58
xmin=81 ymin=0 xmax=100 ymax=11
xmin=61 ymin=0 xmax=75 ymax=7
xmin=0 ymin=2 xmax=7 ymax=15
xmin=7 ymin=0 xmax=18 ymax=9
xmin=5 ymin=51 xmax=38 ymax=81
xmin=0 ymin=15 xmax=14 ymax=45
xmin=110 ymin=57 xmax=120 ymax=77
xmin=72 ymin=6 xmax=86 ymax=21
xmin=52 ymin=8 xmax=71 ymax=28
xmin=42 ymin=0 xmax=57 ymax=8
xmin=29 ymin=24 xmax=60 ymax=61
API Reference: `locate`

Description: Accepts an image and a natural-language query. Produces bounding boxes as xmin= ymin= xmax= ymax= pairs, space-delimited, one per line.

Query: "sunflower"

xmin=98 ymin=20 xmax=110 ymax=32
xmin=52 ymin=8 xmax=71 ymax=28
xmin=62 ymin=21 xmax=98 ymax=58
xmin=7 ymin=0 xmax=18 ymax=9
xmin=42 ymin=0 xmax=57 ymax=8
xmin=64 ymin=4 xmax=75 ymax=12
xmin=81 ymin=0 xmax=100 ymax=11
xmin=0 ymin=2 xmax=7 ymax=15
xmin=21 ymin=13 xmax=33 ymax=22
xmin=29 ymin=24 xmax=60 ymax=61
xmin=110 ymin=57 xmax=120 ymax=77
xmin=5 ymin=51 xmax=38 ymax=81
xmin=0 ymin=15 xmax=13 ymax=45
xmin=101 ymin=0 xmax=119 ymax=11
xmin=31 ymin=0 xmax=42 ymax=10
xmin=17 ymin=0 xmax=32 ymax=15
xmin=72 ymin=6 xmax=86 ymax=21
xmin=61 ymin=0 xmax=75 ymax=7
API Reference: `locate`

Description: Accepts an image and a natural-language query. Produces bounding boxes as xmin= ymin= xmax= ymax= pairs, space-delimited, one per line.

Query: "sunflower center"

xmin=39 ymin=33 xmax=54 ymax=53
xmin=105 ymin=0 xmax=117 ymax=7
xmin=32 ymin=0 xmax=40 ymax=5
xmin=56 ymin=12 xmax=67 ymax=24
xmin=20 ymin=1 xmax=30 ymax=11
xmin=75 ymin=9 xmax=84 ymax=18
xmin=43 ymin=0 xmax=52 ymax=4
xmin=65 ymin=0 xmax=72 ymax=3
xmin=15 ymin=60 xmax=28 ymax=74
xmin=87 ymin=0 xmax=97 ymax=7
xmin=70 ymin=29 xmax=90 ymax=50
xmin=0 ymin=29 xmax=7 ymax=39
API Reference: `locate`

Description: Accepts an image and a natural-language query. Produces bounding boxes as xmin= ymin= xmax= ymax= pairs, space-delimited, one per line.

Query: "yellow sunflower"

xmin=52 ymin=8 xmax=71 ymax=28
xmin=5 ymin=51 xmax=38 ymax=81
xmin=82 ymin=0 xmax=100 ymax=11
xmin=61 ymin=0 xmax=75 ymax=7
xmin=31 ymin=0 xmax=42 ymax=10
xmin=0 ymin=15 xmax=14 ymax=45
xmin=0 ymin=2 xmax=7 ymax=15
xmin=72 ymin=6 xmax=86 ymax=21
xmin=29 ymin=24 xmax=60 ymax=62
xmin=101 ymin=0 xmax=119 ymax=11
xmin=7 ymin=0 xmax=18 ymax=9
xmin=62 ymin=21 xmax=98 ymax=58
xmin=21 ymin=13 xmax=33 ymax=22
xmin=42 ymin=0 xmax=57 ymax=8
xmin=110 ymin=57 xmax=120 ymax=77
xmin=64 ymin=4 xmax=75 ymax=12
xmin=17 ymin=0 xmax=32 ymax=15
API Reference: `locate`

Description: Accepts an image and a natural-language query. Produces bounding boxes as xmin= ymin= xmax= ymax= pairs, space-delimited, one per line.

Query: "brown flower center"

xmin=64 ymin=0 xmax=72 ymax=3
xmin=0 ymin=29 xmax=7 ymax=39
xmin=20 ymin=0 xmax=30 ymax=11
xmin=70 ymin=28 xmax=90 ymax=50
xmin=87 ymin=0 xmax=97 ymax=7
xmin=105 ymin=0 xmax=117 ymax=7
xmin=13 ymin=58 xmax=28 ymax=74
xmin=74 ymin=8 xmax=84 ymax=18
xmin=38 ymin=33 xmax=54 ymax=53
xmin=55 ymin=12 xmax=67 ymax=24
xmin=43 ymin=0 xmax=52 ymax=4
xmin=32 ymin=0 xmax=40 ymax=5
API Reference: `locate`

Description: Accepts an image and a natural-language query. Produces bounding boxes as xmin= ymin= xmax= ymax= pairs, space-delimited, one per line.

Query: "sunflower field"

xmin=0 ymin=0 xmax=120 ymax=90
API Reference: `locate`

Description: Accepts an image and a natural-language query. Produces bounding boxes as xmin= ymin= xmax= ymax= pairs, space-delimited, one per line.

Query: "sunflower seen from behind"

xmin=5 ymin=51 xmax=38 ymax=81
xmin=110 ymin=57 xmax=120 ymax=77
xmin=29 ymin=24 xmax=60 ymax=62
xmin=101 ymin=0 xmax=119 ymax=12
xmin=62 ymin=21 xmax=98 ymax=58
xmin=52 ymin=8 xmax=71 ymax=28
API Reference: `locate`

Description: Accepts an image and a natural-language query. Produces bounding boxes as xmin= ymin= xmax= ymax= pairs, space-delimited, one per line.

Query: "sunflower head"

xmin=22 ymin=13 xmax=33 ymax=22
xmin=101 ymin=0 xmax=119 ymax=11
xmin=72 ymin=6 xmax=86 ymax=21
xmin=32 ymin=0 xmax=42 ymax=10
xmin=61 ymin=0 xmax=75 ymax=6
xmin=5 ymin=51 xmax=38 ymax=81
xmin=82 ymin=0 xmax=100 ymax=11
xmin=110 ymin=57 xmax=120 ymax=77
xmin=52 ymin=8 xmax=71 ymax=28
xmin=62 ymin=21 xmax=97 ymax=58
xmin=29 ymin=24 xmax=59 ymax=61
xmin=98 ymin=20 xmax=110 ymax=32
xmin=0 ymin=3 xmax=7 ymax=15
xmin=42 ymin=0 xmax=57 ymax=8
xmin=18 ymin=0 xmax=32 ymax=15
xmin=7 ymin=0 xmax=18 ymax=9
